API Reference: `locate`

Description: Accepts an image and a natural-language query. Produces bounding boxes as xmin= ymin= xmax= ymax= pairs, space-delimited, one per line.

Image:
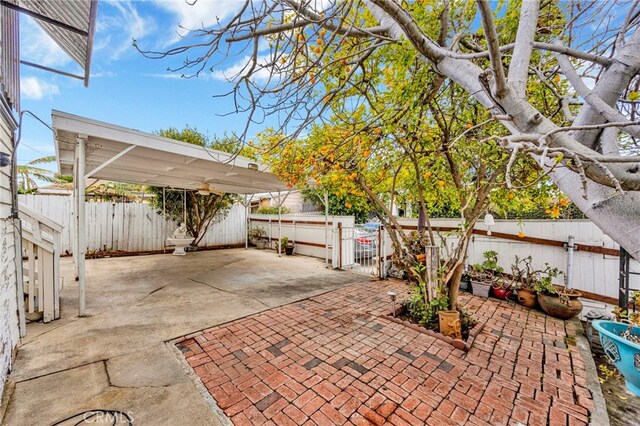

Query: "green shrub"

xmin=256 ymin=206 xmax=291 ymax=214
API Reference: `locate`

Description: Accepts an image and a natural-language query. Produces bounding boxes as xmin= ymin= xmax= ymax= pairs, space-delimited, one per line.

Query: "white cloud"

xmin=154 ymin=0 xmax=245 ymax=40
xmin=20 ymin=17 xmax=73 ymax=68
xmin=97 ymin=0 xmax=157 ymax=60
xmin=21 ymin=77 xmax=60 ymax=100
xmin=90 ymin=71 xmax=118 ymax=78
xmin=143 ymin=72 xmax=184 ymax=79
xmin=210 ymin=54 xmax=274 ymax=82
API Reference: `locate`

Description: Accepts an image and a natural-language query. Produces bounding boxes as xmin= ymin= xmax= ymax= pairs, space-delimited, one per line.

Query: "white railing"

xmin=18 ymin=204 xmax=62 ymax=322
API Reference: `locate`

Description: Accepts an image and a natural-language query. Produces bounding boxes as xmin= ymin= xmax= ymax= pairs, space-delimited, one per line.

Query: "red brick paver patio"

xmin=175 ymin=280 xmax=594 ymax=425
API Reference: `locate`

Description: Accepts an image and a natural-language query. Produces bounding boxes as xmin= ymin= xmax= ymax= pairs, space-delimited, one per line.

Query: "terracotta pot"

xmin=416 ymin=254 xmax=426 ymax=263
xmin=538 ymin=292 xmax=583 ymax=320
xmin=492 ymin=287 xmax=513 ymax=300
xmin=517 ymin=288 xmax=537 ymax=308
xmin=438 ymin=310 xmax=462 ymax=340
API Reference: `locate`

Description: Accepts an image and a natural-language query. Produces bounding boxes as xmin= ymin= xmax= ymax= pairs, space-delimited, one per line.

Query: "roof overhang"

xmin=52 ymin=110 xmax=291 ymax=195
xmin=7 ymin=0 xmax=98 ymax=86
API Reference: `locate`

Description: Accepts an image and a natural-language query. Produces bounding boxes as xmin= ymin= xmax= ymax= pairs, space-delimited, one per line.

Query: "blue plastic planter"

xmin=592 ymin=320 xmax=640 ymax=396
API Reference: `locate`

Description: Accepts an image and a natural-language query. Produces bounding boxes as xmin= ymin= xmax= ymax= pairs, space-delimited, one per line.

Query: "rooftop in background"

xmin=52 ymin=110 xmax=290 ymax=195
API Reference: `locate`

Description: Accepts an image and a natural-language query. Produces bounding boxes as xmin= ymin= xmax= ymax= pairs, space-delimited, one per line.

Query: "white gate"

xmin=337 ymin=223 xmax=386 ymax=278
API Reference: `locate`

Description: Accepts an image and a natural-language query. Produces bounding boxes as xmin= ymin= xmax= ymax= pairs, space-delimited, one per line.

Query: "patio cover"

xmin=53 ymin=110 xmax=290 ymax=194
xmin=52 ymin=110 xmax=291 ymax=317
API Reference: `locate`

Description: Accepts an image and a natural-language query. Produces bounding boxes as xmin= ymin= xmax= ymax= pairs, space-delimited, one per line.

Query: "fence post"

xmin=377 ymin=227 xmax=383 ymax=279
xmin=338 ymin=222 xmax=343 ymax=269
xmin=565 ymin=235 xmax=575 ymax=289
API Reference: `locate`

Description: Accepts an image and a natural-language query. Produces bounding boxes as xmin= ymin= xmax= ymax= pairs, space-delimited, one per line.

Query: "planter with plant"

xmin=248 ymin=226 xmax=268 ymax=249
xmin=593 ymin=292 xmax=640 ymax=396
xmin=400 ymin=263 xmax=478 ymax=342
xmin=511 ymin=255 xmax=538 ymax=308
xmin=279 ymin=236 xmax=295 ymax=255
xmin=531 ymin=266 xmax=582 ymax=320
xmin=469 ymin=250 xmax=503 ymax=298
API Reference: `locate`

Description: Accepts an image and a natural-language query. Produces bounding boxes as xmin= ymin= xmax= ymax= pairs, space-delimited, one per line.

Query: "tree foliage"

xmin=147 ymin=128 xmax=238 ymax=245
xmin=138 ymin=0 xmax=640 ymax=260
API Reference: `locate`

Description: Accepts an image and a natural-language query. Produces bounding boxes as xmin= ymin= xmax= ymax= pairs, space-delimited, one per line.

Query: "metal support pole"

xmin=619 ymin=247 xmax=630 ymax=308
xmin=77 ymin=136 xmax=87 ymax=317
xmin=72 ymin=161 xmax=79 ymax=278
xmin=162 ymin=187 xmax=166 ymax=253
xmin=324 ymin=190 xmax=329 ymax=266
xmin=183 ymin=189 xmax=186 ymax=225
xmin=338 ymin=222 xmax=343 ymax=269
xmin=278 ymin=190 xmax=282 ymax=257
xmin=565 ymin=235 xmax=575 ymax=289
xmin=244 ymin=194 xmax=249 ymax=249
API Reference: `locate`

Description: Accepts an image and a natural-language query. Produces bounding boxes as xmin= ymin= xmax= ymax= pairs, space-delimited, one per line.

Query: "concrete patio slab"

xmin=177 ymin=280 xmax=598 ymax=426
xmin=1 ymin=249 xmax=367 ymax=426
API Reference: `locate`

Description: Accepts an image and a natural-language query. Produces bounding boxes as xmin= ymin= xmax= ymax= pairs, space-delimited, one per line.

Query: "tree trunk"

xmin=448 ymin=262 xmax=465 ymax=309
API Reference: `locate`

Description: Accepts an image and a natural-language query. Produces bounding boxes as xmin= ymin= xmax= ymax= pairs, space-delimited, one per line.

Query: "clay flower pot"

xmin=538 ymin=291 xmax=583 ymax=320
xmin=492 ymin=287 xmax=513 ymax=300
xmin=438 ymin=310 xmax=462 ymax=340
xmin=516 ymin=288 xmax=537 ymax=308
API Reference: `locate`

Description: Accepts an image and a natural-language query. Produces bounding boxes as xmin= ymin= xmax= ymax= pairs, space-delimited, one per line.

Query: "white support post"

xmin=162 ymin=187 xmax=166 ymax=253
xmin=244 ymin=194 xmax=249 ymax=249
xmin=324 ymin=190 xmax=329 ymax=266
xmin=72 ymin=164 xmax=79 ymax=278
xmin=277 ymin=190 xmax=282 ymax=257
xmin=566 ymin=235 xmax=575 ymax=289
xmin=77 ymin=135 xmax=87 ymax=317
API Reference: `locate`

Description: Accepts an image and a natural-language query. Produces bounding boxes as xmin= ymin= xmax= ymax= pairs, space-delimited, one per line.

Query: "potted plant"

xmin=511 ymin=255 xmax=538 ymax=308
xmin=535 ymin=275 xmax=582 ymax=320
xmin=248 ymin=226 xmax=267 ymax=249
xmin=280 ymin=236 xmax=295 ymax=255
xmin=469 ymin=250 xmax=502 ymax=298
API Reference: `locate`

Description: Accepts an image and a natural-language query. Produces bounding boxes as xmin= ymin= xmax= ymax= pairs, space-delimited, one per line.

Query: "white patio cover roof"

xmin=52 ymin=110 xmax=290 ymax=194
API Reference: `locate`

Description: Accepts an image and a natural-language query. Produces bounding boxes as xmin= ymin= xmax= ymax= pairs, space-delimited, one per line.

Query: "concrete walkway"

xmin=1 ymin=249 xmax=367 ymax=425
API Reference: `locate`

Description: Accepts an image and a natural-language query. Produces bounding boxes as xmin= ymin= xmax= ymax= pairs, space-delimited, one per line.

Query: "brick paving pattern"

xmin=176 ymin=280 xmax=594 ymax=425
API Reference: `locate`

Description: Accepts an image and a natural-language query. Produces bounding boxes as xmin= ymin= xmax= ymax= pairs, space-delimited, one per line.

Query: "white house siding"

xmin=0 ymin=97 xmax=18 ymax=399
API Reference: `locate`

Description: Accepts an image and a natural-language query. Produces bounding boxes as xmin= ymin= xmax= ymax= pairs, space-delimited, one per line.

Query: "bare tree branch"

xmin=508 ymin=0 xmax=540 ymax=97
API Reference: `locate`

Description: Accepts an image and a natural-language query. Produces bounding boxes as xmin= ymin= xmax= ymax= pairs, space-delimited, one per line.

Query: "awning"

xmin=52 ymin=110 xmax=290 ymax=194
xmin=4 ymin=0 xmax=98 ymax=86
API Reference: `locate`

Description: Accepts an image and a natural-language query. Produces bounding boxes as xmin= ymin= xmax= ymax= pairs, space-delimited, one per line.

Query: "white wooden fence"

xmin=248 ymin=214 xmax=355 ymax=265
xmin=18 ymin=195 xmax=245 ymax=254
xmin=390 ymin=218 xmax=639 ymax=300
xmin=18 ymin=195 xmax=636 ymax=300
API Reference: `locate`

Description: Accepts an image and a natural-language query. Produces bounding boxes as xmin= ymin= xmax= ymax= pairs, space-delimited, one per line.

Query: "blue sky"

xmin=18 ymin=0 xmax=260 ymax=171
